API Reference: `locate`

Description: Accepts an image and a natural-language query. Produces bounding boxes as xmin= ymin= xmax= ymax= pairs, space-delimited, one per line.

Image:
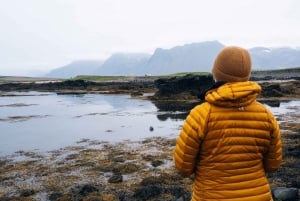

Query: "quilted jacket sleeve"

xmin=263 ymin=111 xmax=282 ymax=172
xmin=173 ymin=103 xmax=210 ymax=175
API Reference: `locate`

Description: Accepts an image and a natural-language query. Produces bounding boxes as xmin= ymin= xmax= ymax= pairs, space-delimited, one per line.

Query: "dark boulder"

xmin=260 ymin=83 xmax=284 ymax=97
xmin=153 ymin=74 xmax=214 ymax=100
xmin=108 ymin=173 xmax=123 ymax=183
xmin=260 ymin=81 xmax=300 ymax=97
xmin=133 ymin=185 xmax=162 ymax=200
xmin=153 ymin=74 xmax=300 ymax=100
xmin=70 ymin=183 xmax=101 ymax=197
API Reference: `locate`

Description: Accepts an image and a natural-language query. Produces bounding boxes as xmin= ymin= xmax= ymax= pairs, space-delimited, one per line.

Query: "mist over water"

xmin=0 ymin=92 xmax=299 ymax=156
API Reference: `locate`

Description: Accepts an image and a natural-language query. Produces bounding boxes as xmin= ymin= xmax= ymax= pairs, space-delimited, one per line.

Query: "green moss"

xmin=251 ymin=67 xmax=300 ymax=75
xmin=70 ymin=67 xmax=300 ymax=82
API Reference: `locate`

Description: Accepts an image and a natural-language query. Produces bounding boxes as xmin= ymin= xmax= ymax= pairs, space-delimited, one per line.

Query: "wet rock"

xmin=272 ymin=187 xmax=298 ymax=201
xmin=141 ymin=176 xmax=163 ymax=186
xmin=140 ymin=174 xmax=185 ymax=187
xmin=131 ymin=91 xmax=143 ymax=96
xmin=0 ymin=79 xmax=156 ymax=94
xmin=142 ymin=154 xmax=155 ymax=162
xmin=291 ymin=180 xmax=300 ymax=188
xmin=151 ymin=159 xmax=164 ymax=167
xmin=99 ymin=193 xmax=118 ymax=201
xmin=164 ymin=185 xmax=186 ymax=198
xmin=48 ymin=192 xmax=63 ymax=200
xmin=133 ymin=185 xmax=162 ymax=201
xmin=149 ymin=126 xmax=154 ymax=131
xmin=108 ymin=173 xmax=123 ymax=183
xmin=261 ymin=100 xmax=281 ymax=107
xmin=20 ymin=189 xmax=35 ymax=197
xmin=1 ymin=130 xmax=299 ymax=201
xmin=70 ymin=183 xmax=100 ymax=197
xmin=83 ymin=196 xmax=103 ymax=201
xmin=176 ymin=197 xmax=185 ymax=201
xmin=260 ymin=80 xmax=300 ymax=98
xmin=113 ymin=163 xmax=139 ymax=174
xmin=153 ymin=74 xmax=214 ymax=100
xmin=260 ymin=83 xmax=284 ymax=97
xmin=153 ymin=74 xmax=300 ymax=100
xmin=117 ymin=190 xmax=137 ymax=201
xmin=111 ymin=156 xmax=125 ymax=163
xmin=136 ymin=176 xmax=191 ymax=201
xmin=156 ymin=111 xmax=190 ymax=121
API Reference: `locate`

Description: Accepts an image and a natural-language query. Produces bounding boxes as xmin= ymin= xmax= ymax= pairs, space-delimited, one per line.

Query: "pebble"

xmin=272 ymin=187 xmax=299 ymax=201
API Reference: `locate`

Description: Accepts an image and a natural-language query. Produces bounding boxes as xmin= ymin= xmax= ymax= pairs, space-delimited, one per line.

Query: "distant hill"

xmin=93 ymin=53 xmax=151 ymax=76
xmin=46 ymin=60 xmax=103 ymax=78
xmin=249 ymin=47 xmax=300 ymax=69
xmin=45 ymin=41 xmax=300 ymax=78
xmin=143 ymin=41 xmax=225 ymax=75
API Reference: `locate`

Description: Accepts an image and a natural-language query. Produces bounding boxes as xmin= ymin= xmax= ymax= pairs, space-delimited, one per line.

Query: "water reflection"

xmin=152 ymin=100 xmax=199 ymax=120
xmin=152 ymin=99 xmax=295 ymax=121
xmin=0 ymin=91 xmax=299 ymax=156
xmin=152 ymin=100 xmax=200 ymax=112
xmin=0 ymin=92 xmax=183 ymax=155
xmin=260 ymin=100 xmax=281 ymax=107
xmin=157 ymin=112 xmax=189 ymax=121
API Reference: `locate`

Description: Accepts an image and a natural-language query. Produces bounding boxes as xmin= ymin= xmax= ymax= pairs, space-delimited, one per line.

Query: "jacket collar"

xmin=204 ymin=81 xmax=261 ymax=107
xmin=198 ymin=81 xmax=226 ymax=101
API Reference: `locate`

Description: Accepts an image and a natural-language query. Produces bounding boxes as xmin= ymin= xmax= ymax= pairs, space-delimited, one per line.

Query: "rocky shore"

xmin=0 ymin=74 xmax=299 ymax=200
xmin=1 ymin=73 xmax=300 ymax=100
xmin=0 ymin=115 xmax=299 ymax=201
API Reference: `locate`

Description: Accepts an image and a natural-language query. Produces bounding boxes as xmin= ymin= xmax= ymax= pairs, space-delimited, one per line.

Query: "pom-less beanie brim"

xmin=212 ymin=46 xmax=252 ymax=82
xmin=212 ymin=65 xmax=251 ymax=82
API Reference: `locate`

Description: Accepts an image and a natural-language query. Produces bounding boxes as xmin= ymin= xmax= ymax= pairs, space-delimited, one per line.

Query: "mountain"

xmin=143 ymin=42 xmax=300 ymax=75
xmin=93 ymin=53 xmax=151 ymax=76
xmin=143 ymin=41 xmax=224 ymax=75
xmin=249 ymin=47 xmax=300 ymax=69
xmin=46 ymin=60 xmax=103 ymax=78
xmin=45 ymin=41 xmax=300 ymax=78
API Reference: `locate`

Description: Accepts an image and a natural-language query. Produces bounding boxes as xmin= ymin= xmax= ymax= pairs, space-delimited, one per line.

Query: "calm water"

xmin=0 ymin=92 xmax=184 ymax=156
xmin=0 ymin=91 xmax=299 ymax=156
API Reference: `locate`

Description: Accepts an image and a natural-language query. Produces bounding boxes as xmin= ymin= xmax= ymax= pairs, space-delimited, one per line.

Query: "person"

xmin=173 ymin=46 xmax=282 ymax=201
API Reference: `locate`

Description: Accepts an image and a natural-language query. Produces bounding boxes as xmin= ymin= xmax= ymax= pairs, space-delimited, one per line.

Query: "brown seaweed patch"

xmin=74 ymin=112 xmax=109 ymax=118
xmin=0 ymin=115 xmax=50 ymax=122
xmin=0 ymin=121 xmax=299 ymax=200
xmin=0 ymin=103 xmax=38 ymax=107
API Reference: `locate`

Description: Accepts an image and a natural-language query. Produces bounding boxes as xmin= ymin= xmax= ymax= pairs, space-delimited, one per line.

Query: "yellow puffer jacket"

xmin=174 ymin=81 xmax=282 ymax=201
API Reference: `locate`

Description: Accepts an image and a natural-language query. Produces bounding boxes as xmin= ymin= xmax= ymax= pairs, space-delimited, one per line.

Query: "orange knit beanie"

xmin=212 ymin=46 xmax=252 ymax=82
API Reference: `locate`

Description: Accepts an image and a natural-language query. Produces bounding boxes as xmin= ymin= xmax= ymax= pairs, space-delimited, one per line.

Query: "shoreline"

xmin=0 ymin=100 xmax=299 ymax=201
xmin=0 ymin=76 xmax=300 ymax=200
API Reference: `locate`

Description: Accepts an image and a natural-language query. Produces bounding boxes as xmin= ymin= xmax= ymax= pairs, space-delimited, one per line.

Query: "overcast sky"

xmin=0 ymin=0 xmax=299 ymax=76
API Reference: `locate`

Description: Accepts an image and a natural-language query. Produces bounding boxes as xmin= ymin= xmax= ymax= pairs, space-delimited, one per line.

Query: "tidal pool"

xmin=0 ymin=91 xmax=299 ymax=156
xmin=0 ymin=92 xmax=185 ymax=156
